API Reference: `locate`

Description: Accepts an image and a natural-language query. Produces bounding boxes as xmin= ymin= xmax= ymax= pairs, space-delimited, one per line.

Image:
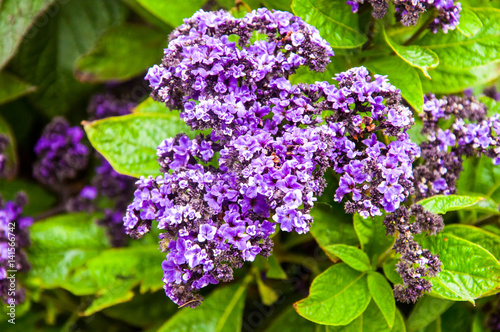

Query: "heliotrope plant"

xmin=121 ymin=8 xmax=452 ymax=308
xmin=4 ymin=0 xmax=500 ymax=330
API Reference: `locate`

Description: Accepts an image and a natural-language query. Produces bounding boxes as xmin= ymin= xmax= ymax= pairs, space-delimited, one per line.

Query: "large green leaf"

xmin=382 ymin=257 xmax=403 ymax=285
xmin=442 ymin=224 xmax=500 ymax=259
xmin=267 ymin=302 xmax=405 ymax=332
xmin=407 ymin=296 xmax=454 ymax=332
xmin=457 ymin=8 xmax=483 ymax=37
xmin=157 ymin=280 xmax=249 ymax=332
xmin=291 ymin=0 xmax=367 ymax=49
xmin=264 ymin=306 xmax=319 ymax=332
xmin=420 ymin=61 xmax=500 ymax=94
xmin=84 ymin=112 xmax=192 ymax=177
xmin=417 ymin=195 xmax=484 ymax=214
xmin=458 ymin=156 xmax=500 ymax=202
xmin=0 ymin=72 xmax=36 ymax=105
xmin=26 ymin=213 xmax=110 ymax=289
xmin=9 ymin=0 xmax=127 ymax=115
xmin=102 ymin=291 xmax=177 ymax=328
xmin=364 ymin=56 xmax=424 ymax=113
xmin=416 ymin=8 xmax=500 ymax=70
xmin=126 ymin=0 xmax=207 ymax=27
xmin=133 ymin=97 xmax=169 ymax=114
xmin=327 ymin=301 xmax=406 ymax=332
xmin=310 ymin=203 xmax=359 ymax=250
xmin=63 ymin=245 xmax=165 ymax=315
xmin=0 ymin=0 xmax=56 ymax=70
xmin=383 ymin=28 xmax=439 ymax=79
xmin=75 ymin=24 xmax=167 ymax=83
xmin=324 ymin=244 xmax=371 ymax=271
xmin=294 ymin=263 xmax=370 ymax=325
xmin=262 ymin=0 xmax=292 ymax=11
xmin=417 ymin=234 xmax=500 ymax=302
xmin=367 ymin=272 xmax=395 ymax=328
xmin=353 ymin=214 xmax=394 ymax=264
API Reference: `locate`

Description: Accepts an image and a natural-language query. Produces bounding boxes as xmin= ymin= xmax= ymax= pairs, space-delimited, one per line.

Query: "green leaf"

xmin=294 ymin=263 xmax=370 ymax=325
xmin=254 ymin=254 xmax=287 ymax=279
xmin=383 ymin=28 xmax=439 ymax=79
xmin=0 ymin=0 xmax=56 ymax=70
xmin=327 ymin=301 xmax=406 ymax=332
xmin=353 ymin=214 xmax=394 ymax=264
xmin=0 ymin=72 xmax=36 ymax=105
xmin=0 ymin=115 xmax=18 ymax=179
xmin=84 ymin=112 xmax=192 ymax=177
xmin=442 ymin=224 xmax=500 ymax=259
xmin=157 ymin=281 xmax=249 ymax=332
xmin=26 ymin=213 xmax=110 ymax=289
xmin=256 ymin=273 xmax=279 ymax=305
xmin=126 ymin=0 xmax=207 ymax=27
xmin=133 ymin=97 xmax=169 ymax=113
xmin=420 ymin=61 xmax=500 ymax=94
xmin=0 ymin=179 xmax=56 ymax=216
xmin=364 ymin=56 xmax=423 ymax=113
xmin=264 ymin=306 xmax=318 ymax=332
xmin=472 ymin=310 xmax=489 ymax=332
xmin=102 ymin=291 xmax=177 ymax=328
xmin=9 ymin=0 xmax=127 ymax=116
xmin=367 ymin=272 xmax=396 ymax=328
xmin=407 ymin=296 xmax=454 ymax=332
xmin=457 ymin=8 xmax=483 ymax=37
xmin=291 ymin=0 xmax=368 ymax=49
xmin=267 ymin=302 xmax=406 ymax=332
xmin=417 ymin=195 xmax=484 ymax=214
xmin=382 ymin=257 xmax=403 ymax=285
xmin=458 ymin=155 xmax=500 ymax=202
xmin=440 ymin=303 xmax=474 ymax=332
xmin=416 ymin=8 xmax=500 ymax=70
xmin=75 ymin=24 xmax=167 ymax=83
xmin=262 ymin=0 xmax=292 ymax=11
xmin=324 ymin=244 xmax=371 ymax=271
xmin=310 ymin=203 xmax=359 ymax=250
xmin=417 ymin=233 xmax=500 ymax=302
xmin=63 ymin=245 xmax=165 ymax=315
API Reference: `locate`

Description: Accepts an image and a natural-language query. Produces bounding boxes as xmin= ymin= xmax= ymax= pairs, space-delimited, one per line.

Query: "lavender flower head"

xmin=347 ymin=0 xmax=461 ymax=33
xmin=414 ymin=94 xmax=497 ymax=199
xmin=384 ymin=205 xmax=443 ymax=302
xmin=34 ymin=117 xmax=89 ymax=187
xmin=0 ymin=193 xmax=32 ymax=304
xmin=88 ymin=93 xmax=135 ymax=120
xmin=127 ymin=8 xmax=419 ymax=307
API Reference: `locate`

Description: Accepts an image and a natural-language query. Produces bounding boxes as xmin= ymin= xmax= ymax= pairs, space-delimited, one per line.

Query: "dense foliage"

xmin=0 ymin=0 xmax=500 ymax=331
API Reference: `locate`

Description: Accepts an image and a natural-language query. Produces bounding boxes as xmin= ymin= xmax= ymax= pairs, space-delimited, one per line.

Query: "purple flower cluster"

xmin=384 ymin=205 xmax=443 ymax=303
xmin=145 ymin=8 xmax=333 ymax=140
xmin=315 ymin=67 xmax=420 ymax=217
xmin=0 ymin=193 xmax=32 ymax=304
xmin=33 ymin=117 xmax=89 ymax=187
xmin=347 ymin=0 xmax=461 ymax=33
xmin=128 ymin=8 xmax=419 ymax=307
xmin=413 ymin=94 xmax=498 ymax=199
xmin=88 ymin=93 xmax=135 ymax=120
